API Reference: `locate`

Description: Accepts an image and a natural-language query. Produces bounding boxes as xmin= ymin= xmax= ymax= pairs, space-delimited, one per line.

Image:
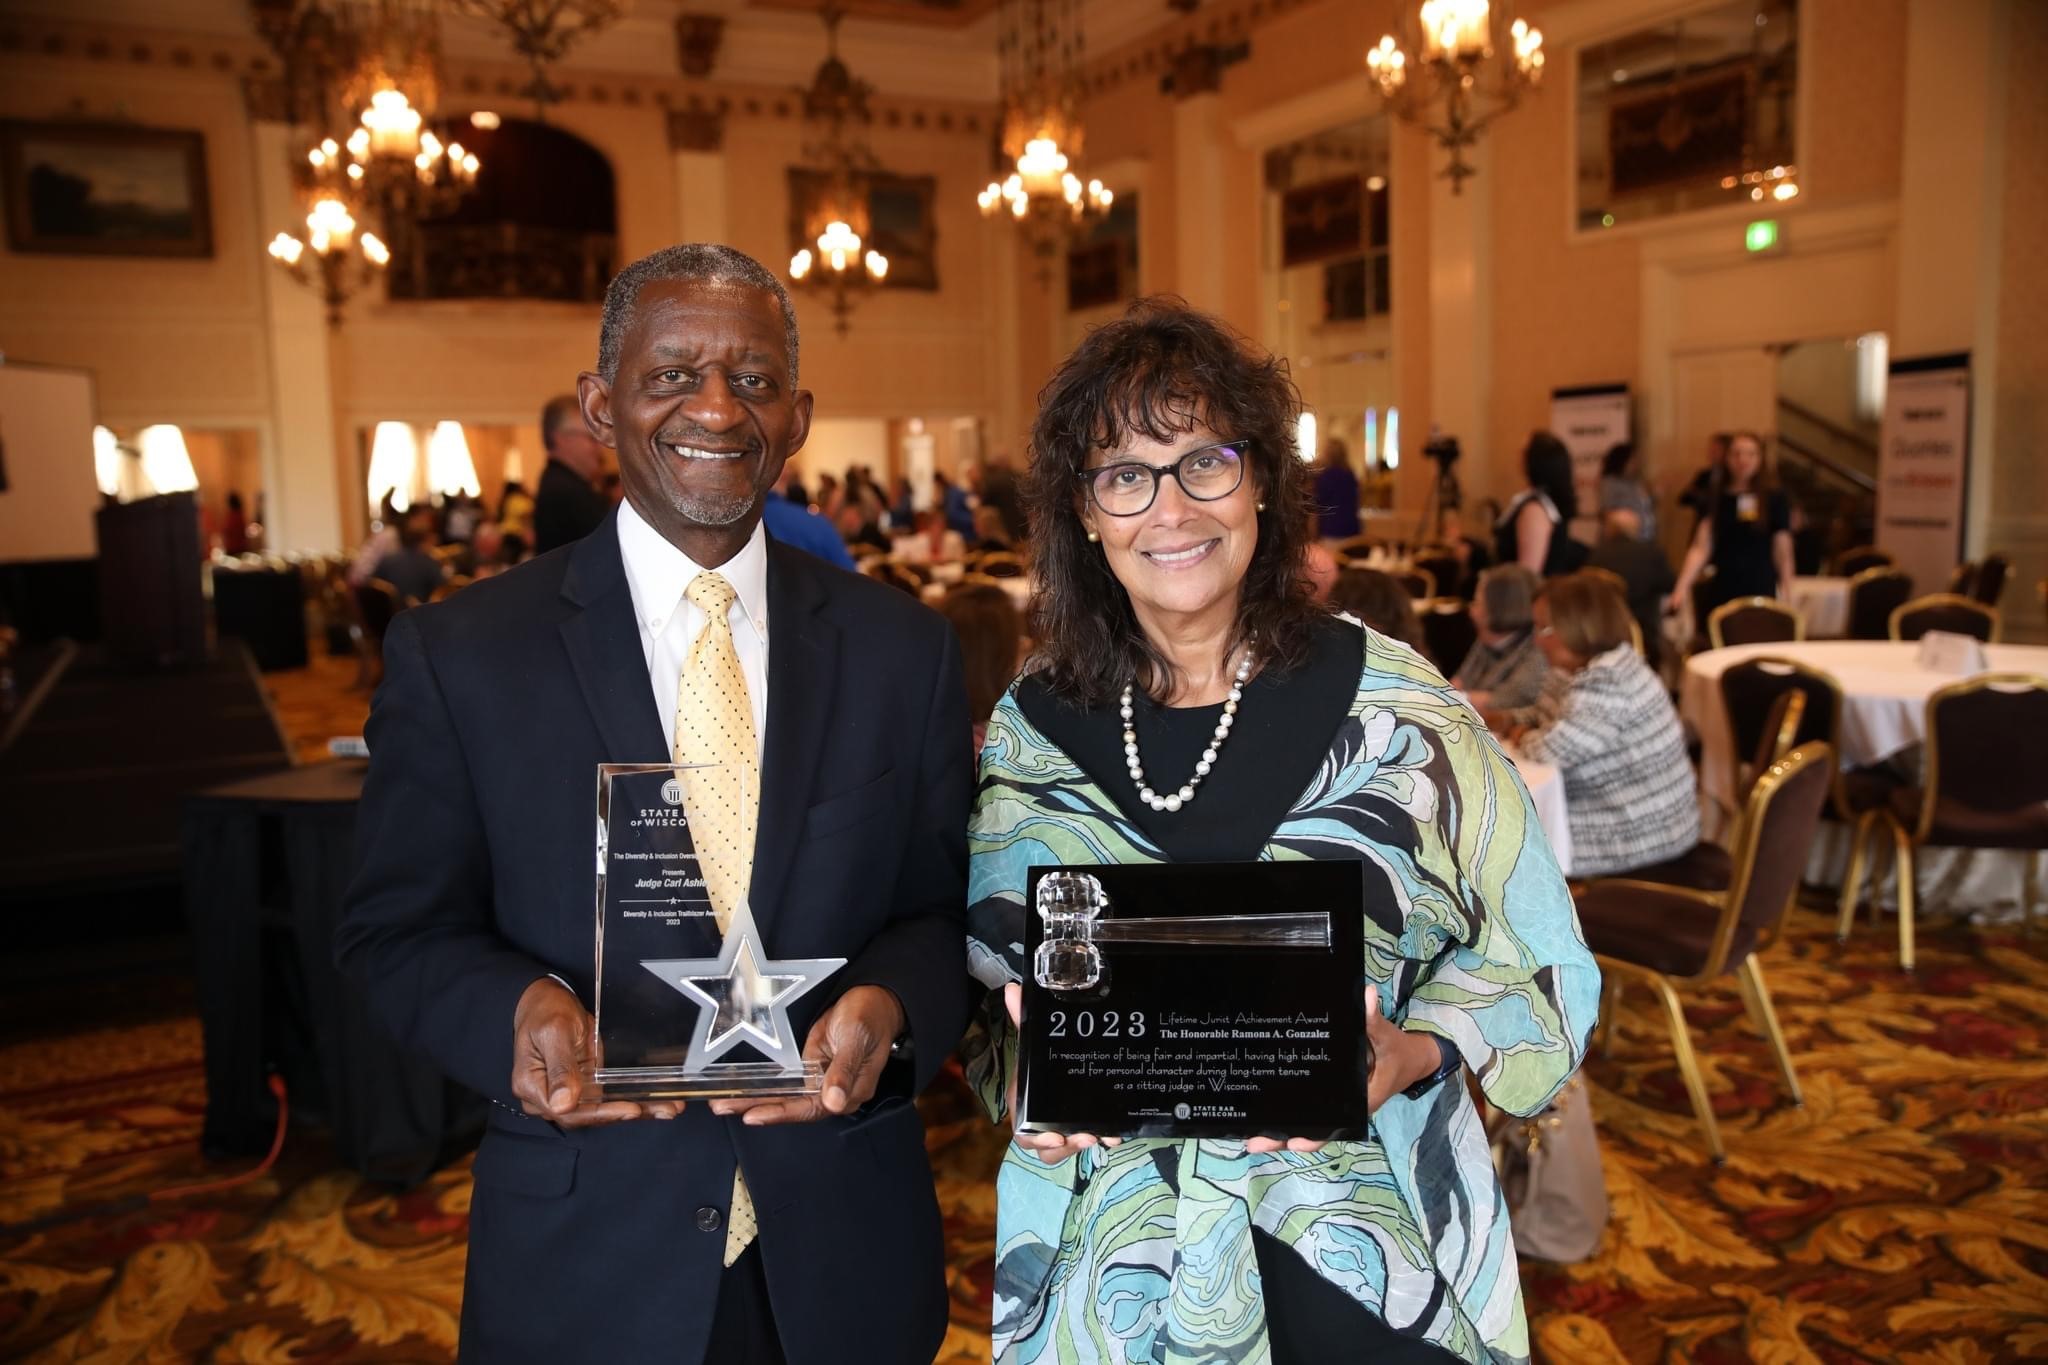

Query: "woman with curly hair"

xmin=964 ymin=299 xmax=1597 ymax=1363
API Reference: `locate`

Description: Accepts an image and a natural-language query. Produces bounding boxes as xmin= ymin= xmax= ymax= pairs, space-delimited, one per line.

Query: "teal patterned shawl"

xmin=964 ymin=632 xmax=1599 ymax=1364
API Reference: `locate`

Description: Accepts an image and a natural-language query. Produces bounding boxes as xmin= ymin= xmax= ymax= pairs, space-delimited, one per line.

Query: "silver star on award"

xmin=641 ymin=902 xmax=845 ymax=1073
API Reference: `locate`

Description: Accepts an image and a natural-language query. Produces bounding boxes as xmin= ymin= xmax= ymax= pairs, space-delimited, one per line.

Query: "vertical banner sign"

xmin=1877 ymin=354 xmax=1970 ymax=597
xmin=1550 ymin=383 xmax=1631 ymax=544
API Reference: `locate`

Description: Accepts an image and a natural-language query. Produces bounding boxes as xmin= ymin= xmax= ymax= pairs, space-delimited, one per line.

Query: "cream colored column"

xmin=670 ymin=110 xmax=729 ymax=246
xmin=986 ymin=198 xmax=1026 ymax=457
xmin=1425 ymin=139 xmax=1494 ymax=529
xmin=1892 ymin=0 xmax=2011 ymax=564
xmin=251 ymin=120 xmax=345 ymax=554
xmin=1173 ymin=93 xmax=1228 ymax=315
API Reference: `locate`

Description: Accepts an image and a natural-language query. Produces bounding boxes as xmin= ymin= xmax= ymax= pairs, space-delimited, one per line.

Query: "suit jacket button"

xmin=695 ymin=1206 xmax=723 ymax=1233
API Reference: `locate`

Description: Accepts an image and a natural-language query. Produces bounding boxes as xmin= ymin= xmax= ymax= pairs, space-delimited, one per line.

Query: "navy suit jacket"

xmin=336 ymin=509 xmax=973 ymax=1364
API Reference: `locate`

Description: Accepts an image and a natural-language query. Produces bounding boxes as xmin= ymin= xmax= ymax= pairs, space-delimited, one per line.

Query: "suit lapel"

xmin=557 ymin=513 xmax=668 ymax=764
xmin=750 ymin=542 xmax=837 ymax=927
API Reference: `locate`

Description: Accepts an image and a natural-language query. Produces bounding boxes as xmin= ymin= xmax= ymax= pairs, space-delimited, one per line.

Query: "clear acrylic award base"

xmin=583 ymin=1059 xmax=826 ymax=1101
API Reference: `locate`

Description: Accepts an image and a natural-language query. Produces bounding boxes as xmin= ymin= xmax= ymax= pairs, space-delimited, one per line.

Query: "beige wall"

xmin=1482 ymin=0 xmax=1909 ymax=508
xmin=0 ymin=64 xmax=273 ymax=433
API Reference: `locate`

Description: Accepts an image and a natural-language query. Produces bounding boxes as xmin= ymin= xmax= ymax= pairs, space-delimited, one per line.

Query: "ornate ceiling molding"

xmin=1076 ymin=0 xmax=1315 ymax=100
xmin=667 ymin=104 xmax=727 ymax=151
xmin=0 ymin=14 xmax=992 ymax=139
xmin=674 ymin=13 xmax=725 ymax=79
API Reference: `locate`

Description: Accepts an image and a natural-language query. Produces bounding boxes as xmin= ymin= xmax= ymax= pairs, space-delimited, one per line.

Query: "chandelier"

xmin=449 ymin=0 xmax=628 ymax=112
xmin=787 ymin=7 xmax=888 ymax=337
xmin=1365 ymin=0 xmax=1544 ymax=193
xmin=262 ymin=1 xmax=482 ymax=322
xmin=268 ymin=191 xmax=390 ymax=327
xmin=977 ymin=0 xmax=1111 ymax=262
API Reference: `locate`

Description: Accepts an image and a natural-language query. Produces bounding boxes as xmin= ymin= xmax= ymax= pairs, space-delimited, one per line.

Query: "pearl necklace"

xmin=1121 ymin=644 xmax=1255 ymax=813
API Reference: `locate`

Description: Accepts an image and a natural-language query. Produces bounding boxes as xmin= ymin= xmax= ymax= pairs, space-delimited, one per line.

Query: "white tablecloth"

xmin=1682 ymin=641 xmax=2048 ymax=912
xmin=1510 ymin=754 xmax=1573 ymax=877
xmin=1790 ymin=575 xmax=1850 ymax=638
xmin=1682 ymin=641 xmax=2048 ymax=809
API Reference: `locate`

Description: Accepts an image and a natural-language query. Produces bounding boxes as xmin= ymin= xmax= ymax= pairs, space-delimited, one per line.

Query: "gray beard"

xmin=672 ymin=488 xmax=756 ymax=527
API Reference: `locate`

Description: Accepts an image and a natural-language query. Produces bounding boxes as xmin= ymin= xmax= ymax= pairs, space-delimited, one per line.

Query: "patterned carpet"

xmin=3 ymin=656 xmax=2043 ymax=1361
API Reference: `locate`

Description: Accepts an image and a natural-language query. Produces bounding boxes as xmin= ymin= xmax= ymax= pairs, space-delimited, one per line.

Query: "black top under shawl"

xmin=1015 ymin=615 xmax=1366 ymax=861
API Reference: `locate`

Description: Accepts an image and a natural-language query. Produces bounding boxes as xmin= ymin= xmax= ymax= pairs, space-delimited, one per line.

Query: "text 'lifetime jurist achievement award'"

xmin=1017 ymin=862 xmax=1373 ymax=1139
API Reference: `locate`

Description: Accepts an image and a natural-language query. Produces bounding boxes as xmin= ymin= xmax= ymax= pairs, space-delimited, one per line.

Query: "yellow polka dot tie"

xmin=672 ymin=571 xmax=761 ymax=1267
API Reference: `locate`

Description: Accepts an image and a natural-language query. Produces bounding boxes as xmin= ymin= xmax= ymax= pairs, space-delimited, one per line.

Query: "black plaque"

xmin=1017 ymin=860 xmax=1372 ymax=1140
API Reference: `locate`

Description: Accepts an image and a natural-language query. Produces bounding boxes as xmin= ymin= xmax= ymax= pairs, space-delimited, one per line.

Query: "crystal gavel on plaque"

xmin=1030 ymin=870 xmax=1332 ymax=993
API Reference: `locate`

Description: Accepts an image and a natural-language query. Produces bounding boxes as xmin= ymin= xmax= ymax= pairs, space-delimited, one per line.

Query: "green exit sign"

xmin=1746 ymin=219 xmax=1781 ymax=253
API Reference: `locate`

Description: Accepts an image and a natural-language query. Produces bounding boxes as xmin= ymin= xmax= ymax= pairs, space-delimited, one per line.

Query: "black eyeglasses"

xmin=1079 ymin=442 xmax=1248 ymax=517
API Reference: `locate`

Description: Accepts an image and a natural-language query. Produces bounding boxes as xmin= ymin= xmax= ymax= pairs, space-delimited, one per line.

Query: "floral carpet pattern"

xmin=3 ymin=908 xmax=2042 ymax=1362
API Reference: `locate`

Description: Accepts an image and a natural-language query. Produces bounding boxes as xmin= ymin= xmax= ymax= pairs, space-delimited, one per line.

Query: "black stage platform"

xmin=0 ymin=639 xmax=294 ymax=937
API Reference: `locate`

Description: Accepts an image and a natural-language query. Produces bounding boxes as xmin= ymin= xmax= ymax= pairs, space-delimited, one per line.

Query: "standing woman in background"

xmin=1312 ymin=437 xmax=1362 ymax=540
xmin=1667 ymin=430 xmax=1794 ymax=618
xmin=1495 ymin=432 xmax=1586 ymax=577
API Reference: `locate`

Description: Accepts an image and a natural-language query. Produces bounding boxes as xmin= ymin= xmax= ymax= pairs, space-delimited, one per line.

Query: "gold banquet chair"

xmin=1573 ymin=742 xmax=1835 ymax=1161
xmin=1888 ymin=593 xmax=2000 ymax=644
xmin=1707 ymin=596 xmax=1803 ymax=650
xmin=1832 ymin=546 xmax=1893 ymax=577
xmin=1837 ymin=673 xmax=2048 ymax=970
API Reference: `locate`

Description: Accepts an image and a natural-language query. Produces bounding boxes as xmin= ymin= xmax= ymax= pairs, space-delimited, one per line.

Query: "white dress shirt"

xmin=616 ymin=497 xmax=770 ymax=760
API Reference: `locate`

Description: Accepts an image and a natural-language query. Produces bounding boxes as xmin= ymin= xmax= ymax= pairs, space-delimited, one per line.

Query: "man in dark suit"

xmin=337 ymin=244 xmax=972 ymax=1364
xmin=532 ymin=392 xmax=612 ymax=553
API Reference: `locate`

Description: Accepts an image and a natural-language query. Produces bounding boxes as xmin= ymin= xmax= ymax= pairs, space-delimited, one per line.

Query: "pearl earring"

xmin=1086 ymin=530 xmax=1100 ymax=542
xmin=1257 ymin=500 xmax=1267 ymax=511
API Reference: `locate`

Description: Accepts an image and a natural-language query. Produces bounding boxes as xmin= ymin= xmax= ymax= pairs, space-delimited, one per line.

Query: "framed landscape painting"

xmin=1 ymin=122 xmax=213 ymax=258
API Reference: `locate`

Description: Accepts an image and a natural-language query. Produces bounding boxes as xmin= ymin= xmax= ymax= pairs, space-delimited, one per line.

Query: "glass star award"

xmin=583 ymin=762 xmax=844 ymax=1101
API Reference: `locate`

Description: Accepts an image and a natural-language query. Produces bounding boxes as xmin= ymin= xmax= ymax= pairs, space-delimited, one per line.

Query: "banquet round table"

xmin=1509 ymin=753 xmax=1573 ymax=877
xmin=1681 ymin=640 xmax=2048 ymax=914
xmin=1682 ymin=640 xmax=2048 ymax=808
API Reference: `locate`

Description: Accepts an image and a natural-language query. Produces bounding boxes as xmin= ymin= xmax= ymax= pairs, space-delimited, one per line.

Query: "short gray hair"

xmin=596 ymin=243 xmax=801 ymax=387
xmin=1478 ymin=563 xmax=1539 ymax=632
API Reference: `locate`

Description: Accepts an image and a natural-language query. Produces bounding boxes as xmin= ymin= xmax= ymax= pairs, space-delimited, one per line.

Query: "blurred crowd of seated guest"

xmin=347 ymin=484 xmax=535 ymax=604
xmin=1329 ymin=567 xmax=1425 ymax=656
xmin=1454 ymin=565 xmax=1550 ymax=712
xmin=936 ymin=581 xmax=1023 ymax=753
xmin=907 ymin=508 xmax=967 ymax=563
xmin=371 ymin=508 xmax=448 ymax=605
xmin=1498 ymin=572 xmax=1699 ymax=878
xmin=497 ymin=479 xmax=534 ymax=540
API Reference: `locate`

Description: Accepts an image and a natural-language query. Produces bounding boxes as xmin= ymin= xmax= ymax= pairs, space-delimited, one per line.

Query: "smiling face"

xmin=1080 ymin=424 xmax=1260 ymax=637
xmin=577 ymin=277 xmax=811 ymax=565
xmin=1726 ymin=435 xmax=1764 ymax=489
